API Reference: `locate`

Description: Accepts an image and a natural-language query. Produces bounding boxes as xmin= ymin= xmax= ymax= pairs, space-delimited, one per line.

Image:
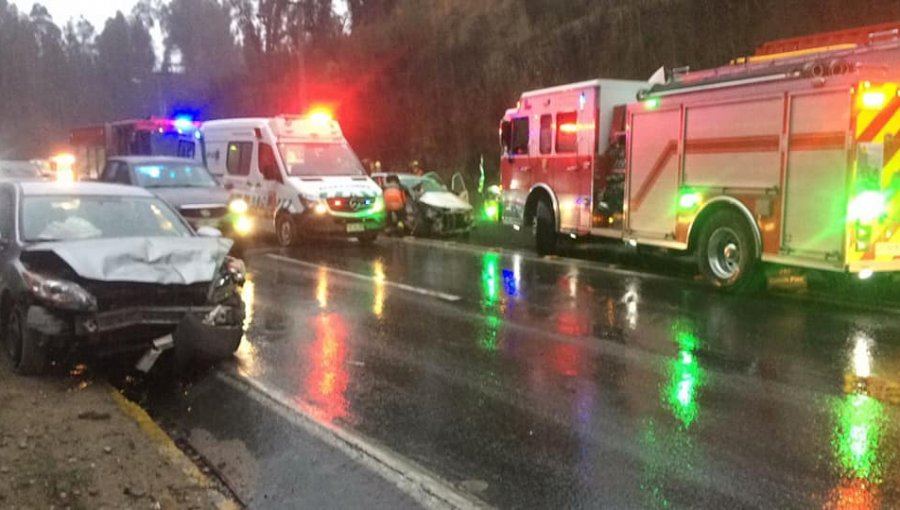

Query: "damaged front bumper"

xmin=27 ymin=303 xmax=244 ymax=359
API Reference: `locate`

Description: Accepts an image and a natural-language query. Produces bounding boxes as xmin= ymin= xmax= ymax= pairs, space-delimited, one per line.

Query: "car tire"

xmin=535 ymin=199 xmax=558 ymax=256
xmin=5 ymin=304 xmax=48 ymax=375
xmin=276 ymin=213 xmax=298 ymax=247
xmin=357 ymin=233 xmax=378 ymax=246
xmin=696 ymin=209 xmax=761 ymax=291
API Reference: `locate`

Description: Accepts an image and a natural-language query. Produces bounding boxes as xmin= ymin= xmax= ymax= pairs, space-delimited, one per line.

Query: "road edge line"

xmin=217 ymin=370 xmax=491 ymax=510
xmin=392 ymin=236 xmax=672 ymax=280
xmin=267 ymin=253 xmax=463 ymax=302
xmin=109 ymin=389 xmax=240 ymax=510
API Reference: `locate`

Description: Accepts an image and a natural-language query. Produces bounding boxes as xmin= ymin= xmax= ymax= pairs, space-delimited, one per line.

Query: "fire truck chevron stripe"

xmin=857 ymin=97 xmax=900 ymax=142
xmin=631 ymin=140 xmax=678 ymax=212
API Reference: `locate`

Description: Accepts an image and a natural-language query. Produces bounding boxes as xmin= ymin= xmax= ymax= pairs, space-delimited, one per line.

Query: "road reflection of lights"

xmin=235 ymin=276 xmax=259 ymax=377
xmin=306 ymin=313 xmax=349 ymax=423
xmin=555 ymin=310 xmax=590 ymax=337
xmin=834 ymin=394 xmax=884 ymax=481
xmin=373 ymin=260 xmax=386 ymax=318
xmin=827 ymin=330 xmax=886 ymax=508
xmin=480 ymin=314 xmax=501 ymax=351
xmin=316 ymin=266 xmax=328 ymax=309
xmin=568 ymin=269 xmax=579 ymax=298
xmin=479 ymin=253 xmax=507 ymax=351
xmin=851 ymin=332 xmax=873 ymax=379
xmin=482 ymin=252 xmax=501 ymax=306
xmin=664 ymin=322 xmax=704 ymax=428
xmin=622 ymin=282 xmax=639 ymax=330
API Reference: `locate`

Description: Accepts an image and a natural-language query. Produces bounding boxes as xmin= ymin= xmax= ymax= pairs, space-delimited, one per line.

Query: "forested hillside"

xmin=2 ymin=0 xmax=900 ymax=178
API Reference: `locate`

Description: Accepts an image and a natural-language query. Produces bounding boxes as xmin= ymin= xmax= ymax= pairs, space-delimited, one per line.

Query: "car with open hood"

xmin=372 ymin=172 xmax=474 ymax=236
xmin=99 ymin=156 xmax=253 ymax=238
xmin=0 ymin=181 xmax=246 ymax=375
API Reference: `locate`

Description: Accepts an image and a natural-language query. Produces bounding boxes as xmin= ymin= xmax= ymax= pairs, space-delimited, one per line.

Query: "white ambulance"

xmin=202 ymin=112 xmax=385 ymax=246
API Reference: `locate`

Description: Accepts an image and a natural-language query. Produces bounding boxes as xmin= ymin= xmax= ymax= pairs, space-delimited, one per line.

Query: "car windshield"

xmin=21 ymin=195 xmax=191 ymax=242
xmin=133 ymin=162 xmax=217 ymax=188
xmin=0 ymin=161 xmax=42 ymax=180
xmin=399 ymin=175 xmax=447 ymax=193
xmin=279 ymin=142 xmax=366 ymax=177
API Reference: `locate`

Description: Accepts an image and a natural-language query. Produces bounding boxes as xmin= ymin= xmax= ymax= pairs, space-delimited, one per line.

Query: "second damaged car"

xmin=0 ymin=182 xmax=245 ymax=375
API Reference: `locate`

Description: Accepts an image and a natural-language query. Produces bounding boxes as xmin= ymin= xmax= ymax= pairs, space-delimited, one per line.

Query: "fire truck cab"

xmin=501 ymin=22 xmax=900 ymax=290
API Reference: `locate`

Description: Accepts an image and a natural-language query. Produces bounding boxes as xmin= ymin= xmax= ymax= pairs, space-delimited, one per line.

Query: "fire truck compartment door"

xmin=782 ymin=91 xmax=850 ymax=261
xmin=627 ymin=109 xmax=680 ymax=239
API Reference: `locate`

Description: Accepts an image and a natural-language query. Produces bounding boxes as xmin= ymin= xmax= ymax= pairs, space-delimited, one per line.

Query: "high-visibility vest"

xmin=384 ymin=187 xmax=405 ymax=212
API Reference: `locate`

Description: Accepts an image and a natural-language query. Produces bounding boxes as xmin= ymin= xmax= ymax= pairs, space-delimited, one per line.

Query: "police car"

xmin=202 ymin=112 xmax=385 ymax=246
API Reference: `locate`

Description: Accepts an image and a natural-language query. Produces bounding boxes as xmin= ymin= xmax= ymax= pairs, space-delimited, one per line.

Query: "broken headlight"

xmin=208 ymin=257 xmax=246 ymax=304
xmin=23 ymin=271 xmax=98 ymax=311
xmin=424 ymin=205 xmax=441 ymax=220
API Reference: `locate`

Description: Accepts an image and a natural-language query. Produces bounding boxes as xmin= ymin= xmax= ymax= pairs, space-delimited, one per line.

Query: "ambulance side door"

xmin=257 ymin=141 xmax=285 ymax=231
xmin=223 ymin=140 xmax=256 ymax=220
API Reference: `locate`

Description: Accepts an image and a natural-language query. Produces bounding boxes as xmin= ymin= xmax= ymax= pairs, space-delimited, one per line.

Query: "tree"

xmin=96 ymin=11 xmax=155 ymax=118
xmin=162 ymin=0 xmax=240 ymax=80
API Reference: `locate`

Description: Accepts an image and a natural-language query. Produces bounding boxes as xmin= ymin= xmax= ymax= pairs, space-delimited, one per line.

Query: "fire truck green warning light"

xmin=848 ymin=191 xmax=887 ymax=224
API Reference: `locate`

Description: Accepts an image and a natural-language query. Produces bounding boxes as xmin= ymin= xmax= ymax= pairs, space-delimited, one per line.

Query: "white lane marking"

xmin=267 ymin=254 xmax=463 ymax=302
xmin=218 ymin=371 xmax=490 ymax=510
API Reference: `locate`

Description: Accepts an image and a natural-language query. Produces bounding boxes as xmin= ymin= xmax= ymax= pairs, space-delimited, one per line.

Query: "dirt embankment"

xmin=0 ymin=363 xmax=234 ymax=510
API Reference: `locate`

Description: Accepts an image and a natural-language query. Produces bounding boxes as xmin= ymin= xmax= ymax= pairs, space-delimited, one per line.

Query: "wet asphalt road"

xmin=118 ymin=221 xmax=900 ymax=509
xmin=163 ymin=227 xmax=900 ymax=510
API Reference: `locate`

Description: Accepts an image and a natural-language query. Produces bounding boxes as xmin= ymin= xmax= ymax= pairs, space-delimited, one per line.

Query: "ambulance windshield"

xmin=278 ymin=142 xmax=366 ymax=177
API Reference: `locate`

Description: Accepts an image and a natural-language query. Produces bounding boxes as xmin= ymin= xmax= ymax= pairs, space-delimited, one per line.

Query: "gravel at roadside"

xmin=0 ymin=362 xmax=235 ymax=510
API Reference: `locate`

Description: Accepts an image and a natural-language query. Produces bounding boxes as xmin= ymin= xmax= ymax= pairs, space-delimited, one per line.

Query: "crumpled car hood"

xmin=418 ymin=191 xmax=472 ymax=212
xmin=24 ymin=237 xmax=233 ymax=285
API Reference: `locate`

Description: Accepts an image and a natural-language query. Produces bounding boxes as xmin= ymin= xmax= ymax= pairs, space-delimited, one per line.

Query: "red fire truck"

xmin=70 ymin=117 xmax=203 ymax=179
xmin=500 ymin=22 xmax=900 ymax=290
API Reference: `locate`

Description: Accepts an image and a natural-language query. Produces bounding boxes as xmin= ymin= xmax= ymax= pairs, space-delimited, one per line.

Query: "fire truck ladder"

xmin=639 ymin=22 xmax=900 ymax=99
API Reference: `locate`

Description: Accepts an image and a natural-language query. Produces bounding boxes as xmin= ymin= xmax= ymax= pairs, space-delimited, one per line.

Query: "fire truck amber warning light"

xmin=860 ymin=90 xmax=887 ymax=109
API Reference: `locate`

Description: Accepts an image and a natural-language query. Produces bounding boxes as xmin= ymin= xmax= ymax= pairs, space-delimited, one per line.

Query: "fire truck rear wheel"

xmin=535 ymin=200 xmax=558 ymax=256
xmin=276 ymin=213 xmax=299 ymax=247
xmin=697 ymin=209 xmax=760 ymax=291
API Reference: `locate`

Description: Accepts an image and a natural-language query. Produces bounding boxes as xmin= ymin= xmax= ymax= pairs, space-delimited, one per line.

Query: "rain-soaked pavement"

xmin=142 ymin=232 xmax=900 ymax=509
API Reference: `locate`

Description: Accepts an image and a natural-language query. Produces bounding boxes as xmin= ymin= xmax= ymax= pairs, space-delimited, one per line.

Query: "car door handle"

xmin=565 ymin=165 xmax=578 ymax=172
xmin=517 ymin=166 xmax=530 ymax=173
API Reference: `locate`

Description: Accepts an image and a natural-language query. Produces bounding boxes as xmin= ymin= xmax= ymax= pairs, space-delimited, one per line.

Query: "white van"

xmin=202 ymin=113 xmax=385 ymax=246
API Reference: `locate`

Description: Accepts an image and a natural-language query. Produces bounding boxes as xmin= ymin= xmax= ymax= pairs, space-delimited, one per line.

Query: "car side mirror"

xmin=196 ymin=226 xmax=222 ymax=238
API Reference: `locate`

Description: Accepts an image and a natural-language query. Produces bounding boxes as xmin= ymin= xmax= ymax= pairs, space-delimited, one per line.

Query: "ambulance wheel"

xmin=535 ymin=199 xmax=558 ymax=256
xmin=276 ymin=213 xmax=299 ymax=247
xmin=697 ymin=209 xmax=761 ymax=291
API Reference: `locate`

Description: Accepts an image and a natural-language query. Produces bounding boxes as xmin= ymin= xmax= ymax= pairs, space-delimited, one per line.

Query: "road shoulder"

xmin=0 ymin=362 xmax=235 ymax=509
